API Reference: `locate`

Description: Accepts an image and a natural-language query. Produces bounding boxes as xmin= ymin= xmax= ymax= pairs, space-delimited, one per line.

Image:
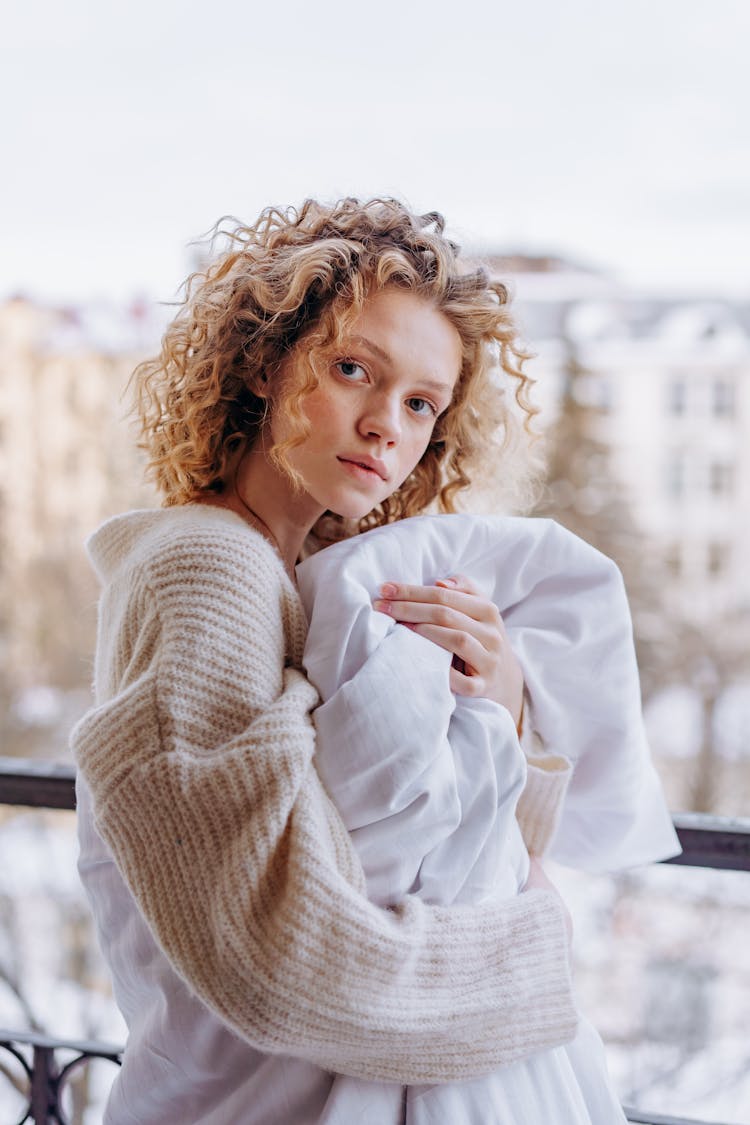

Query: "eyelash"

xmin=406 ymin=397 xmax=438 ymax=418
xmin=336 ymin=360 xmax=367 ymax=383
xmin=334 ymin=361 xmax=438 ymax=419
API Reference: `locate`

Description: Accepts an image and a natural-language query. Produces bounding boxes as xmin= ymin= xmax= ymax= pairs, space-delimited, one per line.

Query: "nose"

xmin=358 ymin=393 xmax=402 ymax=445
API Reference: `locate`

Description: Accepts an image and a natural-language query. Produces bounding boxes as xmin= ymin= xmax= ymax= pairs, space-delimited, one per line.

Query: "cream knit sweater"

xmin=72 ymin=504 xmax=577 ymax=1084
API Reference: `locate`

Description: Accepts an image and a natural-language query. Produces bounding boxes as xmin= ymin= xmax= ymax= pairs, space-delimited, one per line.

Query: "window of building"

xmin=707 ymin=541 xmax=730 ymax=577
xmin=665 ymin=453 xmax=686 ymax=499
xmin=712 ymin=378 xmax=736 ymax=418
xmin=708 ymin=461 xmax=735 ymax=496
xmin=667 ymin=378 xmax=687 ymax=416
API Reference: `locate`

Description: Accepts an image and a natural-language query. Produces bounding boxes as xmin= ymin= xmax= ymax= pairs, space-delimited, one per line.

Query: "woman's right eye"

xmin=335 ymin=360 xmax=367 ymax=382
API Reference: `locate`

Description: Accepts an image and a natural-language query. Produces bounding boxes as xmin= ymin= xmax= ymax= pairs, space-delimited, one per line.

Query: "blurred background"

xmin=1 ymin=1 xmax=749 ymax=1120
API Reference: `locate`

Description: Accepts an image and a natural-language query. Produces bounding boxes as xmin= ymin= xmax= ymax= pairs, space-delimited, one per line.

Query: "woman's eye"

xmin=406 ymin=396 xmax=437 ymax=418
xmin=336 ymin=360 xmax=367 ymax=382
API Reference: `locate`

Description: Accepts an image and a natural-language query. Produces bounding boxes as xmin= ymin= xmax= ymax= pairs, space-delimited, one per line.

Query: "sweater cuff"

xmin=517 ymin=728 xmax=572 ymax=857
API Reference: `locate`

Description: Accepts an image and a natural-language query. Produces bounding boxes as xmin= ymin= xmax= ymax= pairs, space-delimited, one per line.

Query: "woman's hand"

xmin=373 ymin=574 xmax=524 ymax=729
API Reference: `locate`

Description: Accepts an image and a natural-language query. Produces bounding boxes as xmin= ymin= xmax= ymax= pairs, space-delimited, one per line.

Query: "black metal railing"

xmin=0 ymin=758 xmax=76 ymax=811
xmin=0 ymin=1030 xmax=121 ymax=1125
xmin=666 ymin=812 xmax=750 ymax=871
xmin=1 ymin=756 xmax=747 ymax=1125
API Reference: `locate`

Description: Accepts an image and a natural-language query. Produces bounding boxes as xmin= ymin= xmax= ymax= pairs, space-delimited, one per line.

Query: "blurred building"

xmin=492 ymin=258 xmax=750 ymax=628
xmin=1 ymin=275 xmax=748 ymax=756
xmin=0 ymin=296 xmax=158 ymax=729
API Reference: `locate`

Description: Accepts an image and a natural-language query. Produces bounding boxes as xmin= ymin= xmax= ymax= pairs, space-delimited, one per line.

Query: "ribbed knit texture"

xmin=72 ymin=505 xmax=577 ymax=1084
xmin=517 ymin=729 xmax=573 ymax=858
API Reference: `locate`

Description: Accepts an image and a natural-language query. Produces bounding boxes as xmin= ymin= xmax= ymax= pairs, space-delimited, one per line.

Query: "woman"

xmin=72 ymin=197 xmax=578 ymax=1123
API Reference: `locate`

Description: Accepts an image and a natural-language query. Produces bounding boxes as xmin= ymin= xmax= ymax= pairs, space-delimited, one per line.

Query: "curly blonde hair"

xmin=133 ymin=197 xmax=540 ymax=532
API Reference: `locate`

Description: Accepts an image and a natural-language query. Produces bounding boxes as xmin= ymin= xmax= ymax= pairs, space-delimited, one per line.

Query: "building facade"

xmin=0 ymin=297 xmax=158 ymax=748
xmin=495 ymin=262 xmax=750 ymax=628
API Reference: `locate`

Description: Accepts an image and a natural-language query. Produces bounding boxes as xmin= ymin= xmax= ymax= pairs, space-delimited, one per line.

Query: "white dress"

xmin=295 ymin=513 xmax=680 ymax=1124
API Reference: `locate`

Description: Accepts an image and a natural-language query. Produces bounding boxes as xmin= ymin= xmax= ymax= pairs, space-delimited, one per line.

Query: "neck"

xmin=232 ymin=480 xmax=284 ymax=555
xmin=223 ymin=444 xmax=323 ymax=577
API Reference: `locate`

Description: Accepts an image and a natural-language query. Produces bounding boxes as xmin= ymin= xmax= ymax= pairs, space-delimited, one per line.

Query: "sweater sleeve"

xmin=516 ymin=725 xmax=573 ymax=858
xmin=72 ymin=529 xmax=577 ymax=1084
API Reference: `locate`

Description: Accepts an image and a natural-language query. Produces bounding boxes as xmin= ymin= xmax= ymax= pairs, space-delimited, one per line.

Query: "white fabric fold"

xmin=296 ymin=512 xmax=680 ymax=1124
xmin=298 ymin=513 xmax=680 ymax=881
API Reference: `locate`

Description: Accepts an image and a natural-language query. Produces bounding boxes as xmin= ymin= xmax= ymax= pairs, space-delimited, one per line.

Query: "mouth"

xmin=337 ymin=456 xmax=387 ymax=481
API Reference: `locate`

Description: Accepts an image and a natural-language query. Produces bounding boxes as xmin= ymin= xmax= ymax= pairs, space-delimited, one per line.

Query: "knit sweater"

xmin=71 ymin=504 xmax=577 ymax=1085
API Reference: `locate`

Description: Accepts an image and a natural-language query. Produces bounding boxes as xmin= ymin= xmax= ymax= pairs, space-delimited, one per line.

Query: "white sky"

xmin=2 ymin=0 xmax=749 ymax=304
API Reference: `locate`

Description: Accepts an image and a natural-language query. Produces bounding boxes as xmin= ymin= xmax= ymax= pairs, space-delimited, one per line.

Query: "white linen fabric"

xmin=296 ymin=513 xmax=680 ymax=1124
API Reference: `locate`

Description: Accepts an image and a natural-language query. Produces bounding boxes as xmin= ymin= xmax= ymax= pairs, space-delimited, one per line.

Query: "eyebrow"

xmin=349 ymin=335 xmax=456 ymax=398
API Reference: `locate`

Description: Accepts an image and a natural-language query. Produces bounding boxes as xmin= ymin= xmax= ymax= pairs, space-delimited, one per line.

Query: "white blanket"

xmin=296 ymin=513 xmax=680 ymax=1124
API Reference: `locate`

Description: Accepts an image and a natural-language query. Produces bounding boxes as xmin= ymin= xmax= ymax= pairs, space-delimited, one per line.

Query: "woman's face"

xmin=272 ymin=288 xmax=463 ymax=520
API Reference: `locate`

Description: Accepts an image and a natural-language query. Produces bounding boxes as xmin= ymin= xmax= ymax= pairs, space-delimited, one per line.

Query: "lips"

xmin=337 ymin=455 xmax=387 ymax=481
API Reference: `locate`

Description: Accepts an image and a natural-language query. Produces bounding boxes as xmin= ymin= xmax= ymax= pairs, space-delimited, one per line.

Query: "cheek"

xmin=299 ymin=386 xmax=339 ymax=431
xmin=271 ymin=387 xmax=332 ymax=450
xmin=398 ymin=429 xmax=434 ymax=482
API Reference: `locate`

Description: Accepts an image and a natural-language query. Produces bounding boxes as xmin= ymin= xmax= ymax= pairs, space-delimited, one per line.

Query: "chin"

xmin=326 ymin=494 xmax=386 ymax=522
xmin=330 ymin=503 xmax=379 ymax=522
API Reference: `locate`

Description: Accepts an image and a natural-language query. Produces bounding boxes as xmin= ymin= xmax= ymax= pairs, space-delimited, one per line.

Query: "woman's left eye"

xmin=336 ymin=360 xmax=367 ymax=382
xmin=406 ymin=396 xmax=437 ymax=417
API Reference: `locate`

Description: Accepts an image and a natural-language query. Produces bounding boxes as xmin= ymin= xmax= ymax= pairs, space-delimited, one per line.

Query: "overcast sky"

xmin=3 ymin=0 xmax=749 ymax=304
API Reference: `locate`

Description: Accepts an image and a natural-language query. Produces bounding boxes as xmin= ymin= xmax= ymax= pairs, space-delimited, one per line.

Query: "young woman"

xmin=73 ymin=197 xmax=582 ymax=1123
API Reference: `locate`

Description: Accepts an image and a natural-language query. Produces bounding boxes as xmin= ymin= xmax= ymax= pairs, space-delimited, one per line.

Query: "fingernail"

xmin=380 ymin=583 xmax=398 ymax=598
xmin=373 ymin=599 xmax=392 ymax=614
xmin=439 ymin=576 xmax=457 ymax=587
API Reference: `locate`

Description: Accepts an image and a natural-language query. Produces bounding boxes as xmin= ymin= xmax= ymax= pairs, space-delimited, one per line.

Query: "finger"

xmin=449 ymin=665 xmax=489 ymax=698
xmin=408 ymin=623 xmax=490 ymax=671
xmin=435 ymin=573 xmax=480 ymax=597
xmin=375 ymin=601 xmax=501 ymax=653
xmin=377 ymin=583 xmax=501 ymax=627
xmin=438 ymin=577 xmax=510 ymax=638
xmin=374 ymin=598 xmax=465 ymax=628
xmin=382 ymin=577 xmax=481 ymax=602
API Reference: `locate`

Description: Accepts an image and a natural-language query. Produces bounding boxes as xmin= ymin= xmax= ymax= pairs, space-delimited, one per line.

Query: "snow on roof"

xmin=655 ymin=302 xmax=747 ymax=346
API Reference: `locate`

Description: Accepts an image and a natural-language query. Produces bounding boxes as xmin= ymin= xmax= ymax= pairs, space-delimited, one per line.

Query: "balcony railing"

xmin=1 ymin=755 xmax=748 ymax=1125
xmin=0 ymin=1029 xmax=121 ymax=1125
